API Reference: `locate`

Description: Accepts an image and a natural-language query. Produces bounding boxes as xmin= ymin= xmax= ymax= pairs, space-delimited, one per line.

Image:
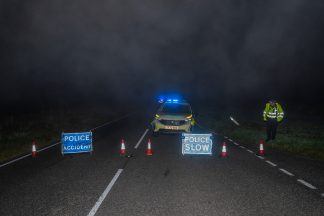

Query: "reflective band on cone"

xmin=220 ymin=142 xmax=228 ymax=158
xmin=120 ymin=139 xmax=126 ymax=155
xmin=259 ymin=139 xmax=265 ymax=156
xmin=146 ymin=139 xmax=153 ymax=156
xmin=32 ymin=141 xmax=37 ymax=158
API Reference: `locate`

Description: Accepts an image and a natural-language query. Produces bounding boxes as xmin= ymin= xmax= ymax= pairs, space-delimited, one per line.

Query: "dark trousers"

xmin=266 ymin=119 xmax=278 ymax=141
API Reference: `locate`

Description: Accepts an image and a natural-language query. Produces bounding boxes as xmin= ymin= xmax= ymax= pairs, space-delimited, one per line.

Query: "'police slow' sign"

xmin=61 ymin=132 xmax=93 ymax=154
xmin=182 ymin=133 xmax=213 ymax=155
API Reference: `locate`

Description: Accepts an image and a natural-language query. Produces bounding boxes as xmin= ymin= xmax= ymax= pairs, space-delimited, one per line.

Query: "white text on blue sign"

xmin=182 ymin=133 xmax=213 ymax=155
xmin=62 ymin=132 xmax=93 ymax=154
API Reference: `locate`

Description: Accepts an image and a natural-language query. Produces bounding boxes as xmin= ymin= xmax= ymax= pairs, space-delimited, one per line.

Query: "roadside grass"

xmin=199 ymin=111 xmax=324 ymax=161
xmin=0 ymin=107 xmax=119 ymax=163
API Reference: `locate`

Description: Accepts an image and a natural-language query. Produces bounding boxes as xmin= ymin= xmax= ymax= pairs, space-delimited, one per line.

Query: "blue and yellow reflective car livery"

xmin=151 ymin=100 xmax=195 ymax=134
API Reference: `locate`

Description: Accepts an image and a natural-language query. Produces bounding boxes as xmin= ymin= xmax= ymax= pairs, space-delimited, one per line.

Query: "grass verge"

xmin=0 ymin=107 xmax=121 ymax=163
xmin=199 ymin=111 xmax=324 ymax=161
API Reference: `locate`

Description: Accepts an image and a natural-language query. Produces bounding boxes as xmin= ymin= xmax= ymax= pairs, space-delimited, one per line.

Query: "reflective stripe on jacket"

xmin=263 ymin=102 xmax=284 ymax=122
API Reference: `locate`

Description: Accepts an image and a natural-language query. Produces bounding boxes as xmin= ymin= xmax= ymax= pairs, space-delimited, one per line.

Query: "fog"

xmin=1 ymin=0 xmax=324 ymax=113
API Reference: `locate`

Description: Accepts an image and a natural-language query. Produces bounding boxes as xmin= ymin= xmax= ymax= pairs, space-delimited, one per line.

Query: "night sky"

xmin=1 ymin=0 xmax=324 ymax=113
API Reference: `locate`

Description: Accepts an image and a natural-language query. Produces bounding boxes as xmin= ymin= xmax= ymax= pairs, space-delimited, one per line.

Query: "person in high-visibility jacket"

xmin=263 ymin=100 xmax=284 ymax=141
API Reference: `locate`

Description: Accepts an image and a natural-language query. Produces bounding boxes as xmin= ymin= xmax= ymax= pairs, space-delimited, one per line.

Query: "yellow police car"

xmin=151 ymin=99 xmax=195 ymax=135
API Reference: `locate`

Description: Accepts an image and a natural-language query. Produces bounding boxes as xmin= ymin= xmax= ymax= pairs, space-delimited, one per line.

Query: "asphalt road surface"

xmin=1 ymin=112 xmax=324 ymax=216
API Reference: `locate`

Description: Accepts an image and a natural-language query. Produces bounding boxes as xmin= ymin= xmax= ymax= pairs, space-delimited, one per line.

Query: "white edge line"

xmin=239 ymin=146 xmax=246 ymax=149
xmin=265 ymin=160 xmax=277 ymax=167
xmin=297 ymin=179 xmax=317 ymax=190
xmin=0 ymin=113 xmax=133 ymax=169
xmin=134 ymin=129 xmax=149 ymax=149
xmin=257 ymin=155 xmax=265 ymax=159
xmin=233 ymin=142 xmax=239 ymax=146
xmin=38 ymin=142 xmax=60 ymax=153
xmin=279 ymin=168 xmax=294 ymax=176
xmin=87 ymin=169 xmax=123 ymax=216
xmin=247 ymin=149 xmax=254 ymax=153
xmin=0 ymin=154 xmax=31 ymax=168
xmin=0 ymin=141 xmax=61 ymax=168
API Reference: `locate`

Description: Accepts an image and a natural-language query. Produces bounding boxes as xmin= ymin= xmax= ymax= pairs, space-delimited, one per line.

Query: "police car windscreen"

xmin=161 ymin=103 xmax=191 ymax=115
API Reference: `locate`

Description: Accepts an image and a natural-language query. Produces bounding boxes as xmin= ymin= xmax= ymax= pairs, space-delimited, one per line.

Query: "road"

xmin=1 ymin=112 xmax=324 ymax=216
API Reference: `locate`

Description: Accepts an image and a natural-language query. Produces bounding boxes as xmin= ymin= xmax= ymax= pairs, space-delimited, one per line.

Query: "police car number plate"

xmin=165 ymin=126 xmax=179 ymax=130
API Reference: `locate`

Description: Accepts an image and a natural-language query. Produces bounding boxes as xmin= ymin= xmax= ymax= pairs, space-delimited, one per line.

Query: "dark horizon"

xmin=1 ymin=0 xmax=324 ymax=114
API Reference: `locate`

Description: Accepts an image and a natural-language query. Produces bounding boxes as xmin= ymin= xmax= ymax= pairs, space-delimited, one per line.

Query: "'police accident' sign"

xmin=182 ymin=133 xmax=213 ymax=155
xmin=61 ymin=132 xmax=93 ymax=154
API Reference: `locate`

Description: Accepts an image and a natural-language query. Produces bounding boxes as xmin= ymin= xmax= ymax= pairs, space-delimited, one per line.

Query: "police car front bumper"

xmin=152 ymin=119 xmax=192 ymax=133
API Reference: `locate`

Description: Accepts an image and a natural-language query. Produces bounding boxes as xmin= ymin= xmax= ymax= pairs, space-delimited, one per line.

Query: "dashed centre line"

xmin=134 ymin=129 xmax=149 ymax=149
xmin=239 ymin=146 xmax=246 ymax=149
xmin=297 ymin=179 xmax=317 ymax=190
xmin=87 ymin=169 xmax=123 ymax=216
xmin=246 ymin=149 xmax=254 ymax=154
xmin=87 ymin=128 xmax=149 ymax=216
xmin=257 ymin=155 xmax=265 ymax=160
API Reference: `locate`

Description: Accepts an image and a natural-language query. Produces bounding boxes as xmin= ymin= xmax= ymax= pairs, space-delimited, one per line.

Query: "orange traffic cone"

xmin=120 ymin=139 xmax=126 ymax=155
xmin=220 ymin=142 xmax=228 ymax=158
xmin=146 ymin=139 xmax=153 ymax=156
xmin=32 ymin=141 xmax=37 ymax=158
xmin=259 ymin=139 xmax=265 ymax=156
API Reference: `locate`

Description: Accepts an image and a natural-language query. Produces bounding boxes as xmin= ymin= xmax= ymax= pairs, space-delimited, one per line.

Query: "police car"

xmin=151 ymin=99 xmax=195 ymax=135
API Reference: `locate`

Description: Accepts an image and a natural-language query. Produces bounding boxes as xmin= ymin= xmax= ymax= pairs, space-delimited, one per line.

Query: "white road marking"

xmin=0 ymin=141 xmax=61 ymax=168
xmin=247 ymin=149 xmax=254 ymax=154
xmin=228 ymin=139 xmax=233 ymax=142
xmin=38 ymin=142 xmax=60 ymax=153
xmin=199 ymin=124 xmax=323 ymax=196
xmin=87 ymin=169 xmax=123 ymax=216
xmin=279 ymin=168 xmax=294 ymax=176
xmin=239 ymin=146 xmax=246 ymax=149
xmin=0 ymin=113 xmax=133 ymax=169
xmin=134 ymin=129 xmax=149 ymax=149
xmin=297 ymin=179 xmax=317 ymax=190
xmin=0 ymin=154 xmax=31 ymax=168
xmin=265 ymin=160 xmax=277 ymax=167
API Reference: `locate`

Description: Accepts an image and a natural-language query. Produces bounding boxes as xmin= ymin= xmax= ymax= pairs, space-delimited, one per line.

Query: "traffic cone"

xmin=32 ymin=141 xmax=37 ymax=158
xmin=258 ymin=139 xmax=265 ymax=156
xmin=120 ymin=139 xmax=126 ymax=155
xmin=146 ymin=139 xmax=153 ymax=156
xmin=220 ymin=142 xmax=228 ymax=158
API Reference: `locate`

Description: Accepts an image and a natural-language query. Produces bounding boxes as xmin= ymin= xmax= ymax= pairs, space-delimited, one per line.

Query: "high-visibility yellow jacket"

xmin=263 ymin=102 xmax=284 ymax=122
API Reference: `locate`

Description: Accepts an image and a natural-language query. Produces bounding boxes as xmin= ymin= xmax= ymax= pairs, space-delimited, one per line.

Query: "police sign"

xmin=61 ymin=132 xmax=93 ymax=154
xmin=182 ymin=133 xmax=213 ymax=155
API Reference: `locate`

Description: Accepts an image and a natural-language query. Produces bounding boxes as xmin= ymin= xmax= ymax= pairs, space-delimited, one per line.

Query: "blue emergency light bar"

xmin=158 ymin=95 xmax=183 ymax=103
